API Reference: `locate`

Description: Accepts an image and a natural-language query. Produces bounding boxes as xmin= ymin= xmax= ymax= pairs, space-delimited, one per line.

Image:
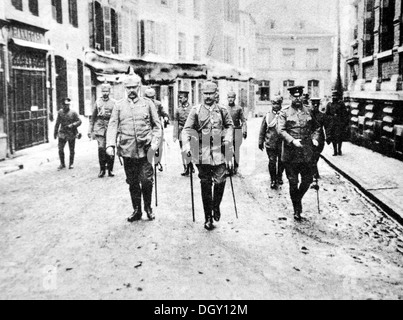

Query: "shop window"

xmin=307 ymin=80 xmax=320 ymax=98
xmin=380 ymin=0 xmax=395 ymax=52
xmin=52 ymin=0 xmax=63 ymax=24
xmin=12 ymin=0 xmax=23 ymax=11
xmin=68 ymin=0 xmax=78 ymax=28
xmin=363 ymin=0 xmax=375 ymax=57
xmin=29 ymin=0 xmax=39 ymax=16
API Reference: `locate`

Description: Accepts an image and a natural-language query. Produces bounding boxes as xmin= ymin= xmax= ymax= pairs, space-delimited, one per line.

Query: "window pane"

xmin=12 ymin=0 xmax=23 ymax=11
xmin=29 ymin=0 xmax=39 ymax=16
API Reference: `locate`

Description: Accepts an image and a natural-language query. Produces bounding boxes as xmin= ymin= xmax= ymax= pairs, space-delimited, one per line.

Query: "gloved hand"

xmin=292 ymin=139 xmax=303 ymax=148
xmin=151 ymin=143 xmax=159 ymax=152
xmin=106 ymin=147 xmax=115 ymax=157
xmin=87 ymin=133 xmax=92 ymax=139
xmin=312 ymin=139 xmax=319 ymax=147
xmin=67 ymin=124 xmax=73 ymax=129
xmin=226 ymin=158 xmax=234 ymax=172
xmin=54 ymin=133 xmax=58 ymax=140
xmin=259 ymin=143 xmax=264 ymax=151
xmin=155 ymin=149 xmax=160 ymax=158
xmin=243 ymin=132 xmax=247 ymax=140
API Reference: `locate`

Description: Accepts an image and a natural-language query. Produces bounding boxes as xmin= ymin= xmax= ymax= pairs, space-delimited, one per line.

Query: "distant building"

xmin=345 ymin=0 xmax=403 ymax=159
xmin=245 ymin=0 xmax=335 ymax=110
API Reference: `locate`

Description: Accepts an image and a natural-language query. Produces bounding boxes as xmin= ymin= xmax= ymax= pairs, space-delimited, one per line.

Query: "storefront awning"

xmin=84 ymin=50 xmax=207 ymax=83
xmin=10 ymin=38 xmax=53 ymax=52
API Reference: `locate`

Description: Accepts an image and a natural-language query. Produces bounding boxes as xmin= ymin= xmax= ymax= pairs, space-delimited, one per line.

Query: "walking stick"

xmin=189 ymin=162 xmax=195 ymax=222
xmin=229 ymin=172 xmax=239 ymax=219
xmin=155 ymin=162 xmax=158 ymax=207
xmin=312 ymin=177 xmax=321 ymax=215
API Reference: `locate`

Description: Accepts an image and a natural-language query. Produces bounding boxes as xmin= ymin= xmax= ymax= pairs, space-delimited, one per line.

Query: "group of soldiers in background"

xmin=258 ymin=86 xmax=349 ymax=220
xmin=53 ymin=68 xmax=349 ymax=227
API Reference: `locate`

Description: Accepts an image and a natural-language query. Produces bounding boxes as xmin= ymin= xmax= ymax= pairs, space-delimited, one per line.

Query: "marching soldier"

xmin=258 ymin=96 xmax=284 ymax=189
xmin=278 ymin=86 xmax=321 ymax=221
xmin=144 ymin=88 xmax=170 ymax=128
xmin=88 ymin=82 xmax=117 ymax=178
xmin=173 ymin=90 xmax=192 ymax=176
xmin=227 ymin=91 xmax=247 ymax=174
xmin=310 ymin=97 xmax=326 ymax=179
xmin=182 ymin=81 xmax=234 ymax=231
xmin=106 ymin=69 xmax=162 ymax=222
xmin=326 ymin=90 xmax=349 ymax=156
xmin=54 ymin=97 xmax=82 ymax=170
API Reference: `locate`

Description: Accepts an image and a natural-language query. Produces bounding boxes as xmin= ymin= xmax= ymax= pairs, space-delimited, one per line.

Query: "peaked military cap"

xmin=122 ymin=67 xmax=141 ymax=87
xmin=101 ymin=81 xmax=112 ymax=90
xmin=178 ymin=90 xmax=190 ymax=96
xmin=227 ymin=91 xmax=236 ymax=98
xmin=145 ymin=88 xmax=156 ymax=98
xmin=288 ymin=86 xmax=305 ymax=97
xmin=202 ymin=81 xmax=218 ymax=93
xmin=310 ymin=97 xmax=321 ymax=102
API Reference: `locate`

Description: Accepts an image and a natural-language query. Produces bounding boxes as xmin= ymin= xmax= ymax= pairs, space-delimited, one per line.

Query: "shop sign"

xmin=10 ymin=26 xmax=45 ymax=44
xmin=12 ymin=51 xmax=45 ymax=69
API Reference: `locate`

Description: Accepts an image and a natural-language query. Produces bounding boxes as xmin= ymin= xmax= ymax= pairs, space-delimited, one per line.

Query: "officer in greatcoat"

xmin=325 ymin=90 xmax=349 ymax=156
xmin=226 ymin=91 xmax=247 ymax=174
xmin=278 ymin=86 xmax=321 ymax=221
xmin=106 ymin=69 xmax=162 ymax=222
xmin=88 ymin=82 xmax=117 ymax=178
xmin=310 ymin=97 xmax=326 ymax=179
xmin=182 ymin=82 xmax=234 ymax=231
xmin=54 ymin=97 xmax=82 ymax=170
xmin=173 ymin=90 xmax=193 ymax=176
xmin=259 ymin=96 xmax=284 ymax=189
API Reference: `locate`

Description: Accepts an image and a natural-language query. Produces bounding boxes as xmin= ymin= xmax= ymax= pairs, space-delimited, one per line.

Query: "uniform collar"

xmin=128 ymin=97 xmax=140 ymax=104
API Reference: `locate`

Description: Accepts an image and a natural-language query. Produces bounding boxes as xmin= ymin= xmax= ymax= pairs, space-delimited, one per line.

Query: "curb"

xmin=320 ymin=155 xmax=403 ymax=226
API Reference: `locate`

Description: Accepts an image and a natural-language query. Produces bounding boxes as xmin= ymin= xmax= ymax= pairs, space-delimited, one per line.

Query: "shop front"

xmin=2 ymin=22 xmax=53 ymax=153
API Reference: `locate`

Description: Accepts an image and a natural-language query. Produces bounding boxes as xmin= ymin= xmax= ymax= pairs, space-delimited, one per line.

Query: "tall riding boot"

xmin=142 ymin=182 xmax=155 ymax=220
xmin=58 ymin=151 xmax=66 ymax=170
xmin=69 ymin=153 xmax=75 ymax=170
xmin=277 ymin=161 xmax=285 ymax=185
xmin=181 ymin=164 xmax=190 ymax=177
xmin=269 ymin=161 xmax=277 ymax=189
xmin=128 ymin=183 xmax=142 ymax=222
xmin=290 ymin=185 xmax=301 ymax=221
xmin=98 ymin=149 xmax=106 ymax=178
xmin=338 ymin=142 xmax=343 ymax=156
xmin=213 ymin=182 xmax=226 ymax=222
xmin=332 ymin=142 xmax=338 ymax=156
xmin=108 ymin=155 xmax=115 ymax=177
xmin=201 ymin=182 xmax=214 ymax=230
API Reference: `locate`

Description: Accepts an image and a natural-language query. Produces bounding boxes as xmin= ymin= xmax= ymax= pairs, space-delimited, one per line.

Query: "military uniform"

xmin=174 ymin=91 xmax=193 ymax=176
xmin=54 ymin=99 xmax=82 ymax=170
xmin=227 ymin=93 xmax=247 ymax=173
xmin=89 ymin=96 xmax=117 ymax=176
xmin=278 ymin=86 xmax=321 ymax=220
xmin=259 ymin=104 xmax=284 ymax=188
xmin=183 ymin=82 xmax=234 ymax=230
xmin=310 ymin=98 xmax=326 ymax=178
xmin=106 ymin=71 xmax=162 ymax=222
xmin=325 ymin=92 xmax=349 ymax=156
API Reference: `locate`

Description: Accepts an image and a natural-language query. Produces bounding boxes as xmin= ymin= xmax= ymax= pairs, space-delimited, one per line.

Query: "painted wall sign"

xmin=10 ymin=26 xmax=45 ymax=44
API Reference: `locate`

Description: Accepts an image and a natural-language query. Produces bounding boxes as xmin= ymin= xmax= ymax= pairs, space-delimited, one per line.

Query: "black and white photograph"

xmin=0 ymin=0 xmax=402 ymax=302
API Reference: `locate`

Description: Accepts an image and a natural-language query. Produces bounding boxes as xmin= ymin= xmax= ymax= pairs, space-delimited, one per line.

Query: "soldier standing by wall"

xmin=258 ymin=96 xmax=284 ymax=189
xmin=278 ymin=86 xmax=321 ymax=221
xmin=106 ymin=70 xmax=162 ymax=223
xmin=226 ymin=91 xmax=247 ymax=174
xmin=182 ymin=82 xmax=234 ymax=231
xmin=326 ymin=90 xmax=349 ymax=156
xmin=144 ymin=88 xmax=170 ymax=128
xmin=310 ymin=98 xmax=326 ymax=179
xmin=173 ymin=90 xmax=192 ymax=176
xmin=54 ymin=98 xmax=82 ymax=170
xmin=88 ymin=83 xmax=117 ymax=178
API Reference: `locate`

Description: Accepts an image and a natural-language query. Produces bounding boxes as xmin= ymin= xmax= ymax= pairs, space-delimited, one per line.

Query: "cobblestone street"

xmin=0 ymin=118 xmax=402 ymax=300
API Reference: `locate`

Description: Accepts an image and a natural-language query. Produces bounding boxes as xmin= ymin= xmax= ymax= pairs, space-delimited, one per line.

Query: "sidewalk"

xmin=0 ymin=138 xmax=93 ymax=176
xmin=321 ymin=142 xmax=403 ymax=224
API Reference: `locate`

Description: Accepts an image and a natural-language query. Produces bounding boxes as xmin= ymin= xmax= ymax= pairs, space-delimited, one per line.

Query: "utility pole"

xmin=334 ymin=0 xmax=343 ymax=96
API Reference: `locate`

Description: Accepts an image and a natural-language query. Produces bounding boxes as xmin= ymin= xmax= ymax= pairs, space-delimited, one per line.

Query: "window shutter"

xmin=104 ymin=6 xmax=112 ymax=52
xmin=88 ymin=2 xmax=95 ymax=49
xmin=118 ymin=13 xmax=123 ymax=54
xmin=139 ymin=20 xmax=145 ymax=56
